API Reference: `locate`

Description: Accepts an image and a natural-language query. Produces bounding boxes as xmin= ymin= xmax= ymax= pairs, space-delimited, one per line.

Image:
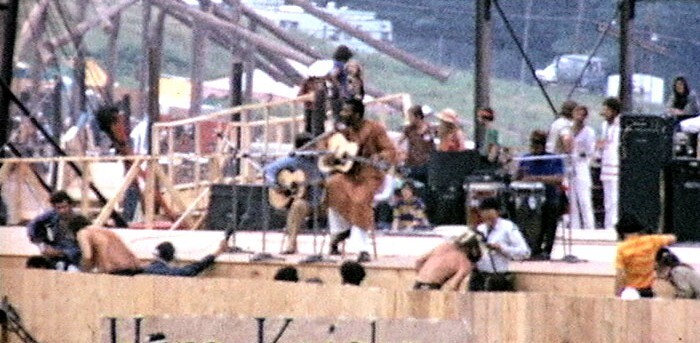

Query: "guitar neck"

xmin=349 ymin=155 xmax=391 ymax=171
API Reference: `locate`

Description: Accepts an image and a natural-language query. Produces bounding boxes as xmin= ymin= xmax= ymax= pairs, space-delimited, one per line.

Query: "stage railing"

xmin=0 ymin=93 xmax=412 ymax=229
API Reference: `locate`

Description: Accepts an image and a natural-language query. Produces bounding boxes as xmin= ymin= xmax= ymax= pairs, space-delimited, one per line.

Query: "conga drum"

xmin=463 ymin=181 xmax=506 ymax=227
xmin=509 ymin=181 xmax=546 ymax=252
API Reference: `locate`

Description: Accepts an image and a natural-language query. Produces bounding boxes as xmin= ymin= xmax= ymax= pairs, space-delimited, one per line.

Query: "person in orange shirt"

xmin=614 ymin=214 xmax=676 ymax=298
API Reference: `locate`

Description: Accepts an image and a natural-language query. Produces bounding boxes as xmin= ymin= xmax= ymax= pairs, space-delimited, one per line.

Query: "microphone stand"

xmin=299 ymin=181 xmax=335 ymax=264
xmin=513 ymin=153 xmax=585 ymax=263
xmin=247 ymin=114 xmax=285 ymax=263
xmin=218 ymin=133 xmax=254 ymax=254
xmin=248 ymin=182 xmax=285 ymax=262
xmin=288 ymin=131 xmax=336 ymax=263
xmin=559 ymin=154 xmax=585 ymax=263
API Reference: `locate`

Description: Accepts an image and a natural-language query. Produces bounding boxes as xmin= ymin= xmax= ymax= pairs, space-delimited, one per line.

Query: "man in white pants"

xmin=569 ymin=105 xmax=596 ymax=230
xmin=597 ymin=98 xmax=621 ymax=230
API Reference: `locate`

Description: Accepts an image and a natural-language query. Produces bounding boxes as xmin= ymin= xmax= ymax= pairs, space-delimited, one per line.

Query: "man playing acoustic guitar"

xmin=321 ymin=98 xmax=397 ymax=262
xmin=264 ymin=133 xmax=325 ymax=254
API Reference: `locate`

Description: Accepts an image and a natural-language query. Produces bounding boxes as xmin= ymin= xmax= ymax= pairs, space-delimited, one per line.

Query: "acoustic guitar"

xmin=318 ymin=132 xmax=391 ymax=173
xmin=268 ymin=168 xmax=308 ymax=210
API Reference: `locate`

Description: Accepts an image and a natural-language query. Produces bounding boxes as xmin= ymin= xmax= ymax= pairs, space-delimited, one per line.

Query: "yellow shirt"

xmin=615 ymin=234 xmax=675 ymax=289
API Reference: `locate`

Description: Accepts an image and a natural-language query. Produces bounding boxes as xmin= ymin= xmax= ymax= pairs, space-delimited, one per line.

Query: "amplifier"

xmin=664 ymin=159 xmax=700 ymax=242
xmin=206 ymin=184 xmax=286 ymax=232
xmin=619 ymin=115 xmax=673 ymax=228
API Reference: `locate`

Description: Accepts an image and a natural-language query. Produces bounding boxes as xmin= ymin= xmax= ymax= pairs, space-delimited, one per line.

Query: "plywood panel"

xmin=103 ymin=316 xmax=472 ymax=343
xmin=3 ymin=268 xmax=700 ymax=343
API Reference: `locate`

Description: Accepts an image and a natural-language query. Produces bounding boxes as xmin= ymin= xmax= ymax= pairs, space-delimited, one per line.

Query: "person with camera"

xmin=468 ymin=197 xmax=530 ymax=292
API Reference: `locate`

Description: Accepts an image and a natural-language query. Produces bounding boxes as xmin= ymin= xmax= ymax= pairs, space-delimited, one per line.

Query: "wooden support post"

xmin=105 ymin=13 xmax=121 ymax=104
xmin=287 ymin=0 xmax=452 ymax=82
xmin=93 ymin=159 xmax=142 ymax=226
xmin=474 ymin=0 xmax=492 ymax=151
xmin=619 ymin=0 xmax=635 ymax=113
xmin=139 ymin=0 xmax=151 ymax=117
xmin=167 ymin=127 xmax=174 ymax=185
xmin=244 ymin=20 xmax=257 ymax=104
xmin=189 ymin=1 xmax=211 ymax=118
xmin=150 ymin=0 xmax=314 ymax=65
xmin=194 ymin=124 xmax=202 ymax=194
xmin=44 ymin=0 xmax=138 ymax=54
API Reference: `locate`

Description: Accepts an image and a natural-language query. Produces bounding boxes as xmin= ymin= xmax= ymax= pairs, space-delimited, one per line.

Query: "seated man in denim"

xmin=27 ymin=191 xmax=82 ymax=269
xmin=143 ymin=239 xmax=228 ymax=277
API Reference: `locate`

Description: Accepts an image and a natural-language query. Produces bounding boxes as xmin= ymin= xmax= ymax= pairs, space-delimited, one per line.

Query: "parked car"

xmin=536 ymin=54 xmax=608 ymax=92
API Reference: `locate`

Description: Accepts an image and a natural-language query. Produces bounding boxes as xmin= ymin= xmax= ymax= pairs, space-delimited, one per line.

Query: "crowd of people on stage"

xmin=19 ymin=43 xmax=700 ymax=299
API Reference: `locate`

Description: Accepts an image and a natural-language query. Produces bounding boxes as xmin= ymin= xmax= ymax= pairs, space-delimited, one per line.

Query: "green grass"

xmin=71 ymin=4 xmax=663 ymax=149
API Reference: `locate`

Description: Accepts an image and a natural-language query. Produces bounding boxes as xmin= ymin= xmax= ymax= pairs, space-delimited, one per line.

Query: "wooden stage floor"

xmin=3 ymin=224 xmax=699 ymax=277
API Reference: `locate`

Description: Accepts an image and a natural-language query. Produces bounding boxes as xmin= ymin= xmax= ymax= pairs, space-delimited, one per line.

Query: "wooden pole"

xmin=14 ymin=0 xmax=50 ymax=61
xmin=474 ymin=0 xmax=492 ymax=151
xmin=210 ymin=2 xmax=305 ymax=85
xmin=189 ymin=0 xmax=211 ymax=118
xmin=150 ymin=0 xmax=314 ymax=65
xmin=619 ymin=0 xmax=635 ymax=113
xmin=162 ymin=6 xmax=295 ymax=86
xmin=234 ymin=1 xmax=322 ymax=60
xmin=287 ymin=0 xmax=452 ymax=82
xmin=145 ymin=11 xmax=165 ymax=227
xmin=139 ymin=0 xmax=151 ymax=117
xmin=44 ymin=0 xmax=138 ymax=53
xmin=105 ymin=13 xmax=121 ymax=104
xmin=244 ymin=20 xmax=257 ymax=103
xmin=0 ymin=0 xmax=19 ymax=154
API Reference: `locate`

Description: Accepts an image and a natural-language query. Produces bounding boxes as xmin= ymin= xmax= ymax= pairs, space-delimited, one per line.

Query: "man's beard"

xmin=340 ymin=115 xmax=358 ymax=128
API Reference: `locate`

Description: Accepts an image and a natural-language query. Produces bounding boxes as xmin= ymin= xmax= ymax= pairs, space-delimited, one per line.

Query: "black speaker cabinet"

xmin=427 ymin=150 xmax=492 ymax=189
xmin=619 ymin=115 xmax=673 ymax=228
xmin=664 ymin=159 xmax=700 ymax=242
xmin=206 ymin=184 xmax=286 ymax=231
xmin=427 ymin=185 xmax=466 ymax=226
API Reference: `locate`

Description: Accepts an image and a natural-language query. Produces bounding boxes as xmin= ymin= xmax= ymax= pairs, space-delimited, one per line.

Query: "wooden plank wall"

xmin=1 ymin=253 xmax=674 ymax=295
xmin=101 ymin=316 xmax=472 ymax=342
xmin=1 ymin=269 xmax=698 ymax=343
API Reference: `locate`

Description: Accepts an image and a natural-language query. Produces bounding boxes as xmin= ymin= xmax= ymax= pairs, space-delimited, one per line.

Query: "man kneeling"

xmin=413 ymin=230 xmax=483 ymax=291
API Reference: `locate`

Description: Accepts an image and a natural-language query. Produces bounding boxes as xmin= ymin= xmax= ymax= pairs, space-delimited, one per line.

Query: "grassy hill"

xmin=77 ymin=4 xmax=649 ymax=148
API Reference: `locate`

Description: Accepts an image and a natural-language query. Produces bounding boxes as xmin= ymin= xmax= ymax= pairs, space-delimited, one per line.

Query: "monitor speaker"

xmin=619 ymin=115 xmax=673 ymax=228
xmin=664 ymin=159 xmax=700 ymax=242
xmin=206 ymin=184 xmax=286 ymax=231
xmin=426 ymin=185 xmax=466 ymax=226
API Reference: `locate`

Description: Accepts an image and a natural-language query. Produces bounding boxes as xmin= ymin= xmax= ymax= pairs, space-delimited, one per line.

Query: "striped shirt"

xmin=615 ymin=234 xmax=676 ymax=289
